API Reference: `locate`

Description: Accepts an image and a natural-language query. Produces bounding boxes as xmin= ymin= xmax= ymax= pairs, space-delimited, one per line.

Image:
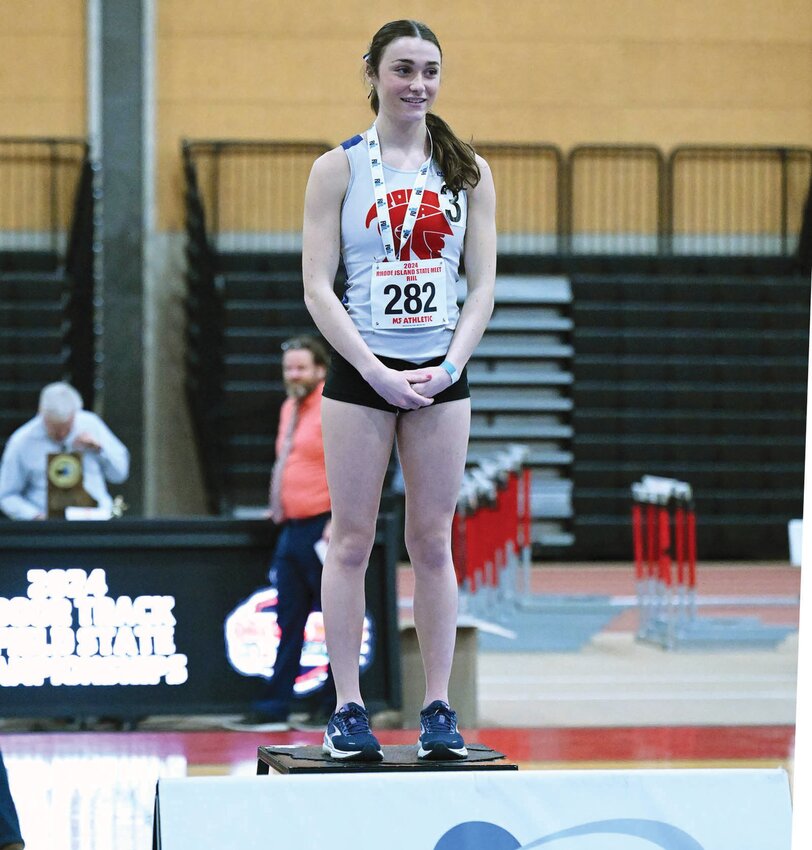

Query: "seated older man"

xmin=0 ymin=382 xmax=129 ymax=520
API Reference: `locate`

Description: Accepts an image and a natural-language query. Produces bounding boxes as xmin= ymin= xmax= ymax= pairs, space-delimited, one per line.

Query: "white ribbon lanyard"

xmin=367 ymin=124 xmax=448 ymax=329
xmin=367 ymin=123 xmax=432 ymax=262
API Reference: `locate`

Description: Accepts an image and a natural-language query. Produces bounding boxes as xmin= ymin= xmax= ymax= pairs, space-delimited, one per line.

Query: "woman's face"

xmin=371 ymin=36 xmax=442 ymax=123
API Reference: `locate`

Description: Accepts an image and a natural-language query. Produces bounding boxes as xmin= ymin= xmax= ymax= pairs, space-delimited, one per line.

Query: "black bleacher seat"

xmin=187 ymin=256 xmax=321 ymax=511
xmin=0 ymin=264 xmax=70 ymax=454
xmin=571 ymin=270 xmax=809 ymax=560
xmin=575 ymin=327 xmax=808 ymax=357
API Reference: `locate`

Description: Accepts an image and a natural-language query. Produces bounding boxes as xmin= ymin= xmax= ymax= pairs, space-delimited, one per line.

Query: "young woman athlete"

xmin=302 ymin=19 xmax=496 ymax=761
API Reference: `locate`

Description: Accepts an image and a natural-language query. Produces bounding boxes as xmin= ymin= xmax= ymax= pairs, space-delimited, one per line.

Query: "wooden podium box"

xmin=256 ymin=743 xmax=518 ymax=775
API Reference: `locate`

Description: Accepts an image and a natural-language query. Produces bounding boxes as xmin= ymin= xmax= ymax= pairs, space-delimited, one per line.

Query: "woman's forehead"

xmin=380 ymin=36 xmax=441 ymax=64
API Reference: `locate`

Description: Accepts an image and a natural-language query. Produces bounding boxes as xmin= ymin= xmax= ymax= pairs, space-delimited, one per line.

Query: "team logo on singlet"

xmin=365 ymin=188 xmax=453 ymax=260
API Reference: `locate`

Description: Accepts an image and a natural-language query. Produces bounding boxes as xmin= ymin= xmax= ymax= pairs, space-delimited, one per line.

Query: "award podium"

xmin=256 ymin=743 xmax=517 ymax=775
xmin=46 ymin=451 xmax=98 ymax=518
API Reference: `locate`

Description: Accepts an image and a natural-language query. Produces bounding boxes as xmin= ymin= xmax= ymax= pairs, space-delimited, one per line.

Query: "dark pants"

xmin=0 ymin=752 xmax=23 ymax=848
xmin=255 ymin=512 xmax=335 ymax=717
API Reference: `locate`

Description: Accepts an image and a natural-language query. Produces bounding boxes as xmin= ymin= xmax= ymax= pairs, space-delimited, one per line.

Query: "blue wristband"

xmin=439 ymin=360 xmax=459 ymax=384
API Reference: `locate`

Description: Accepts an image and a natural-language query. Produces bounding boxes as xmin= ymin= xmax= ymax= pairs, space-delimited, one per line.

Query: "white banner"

xmin=154 ymin=768 xmax=792 ymax=850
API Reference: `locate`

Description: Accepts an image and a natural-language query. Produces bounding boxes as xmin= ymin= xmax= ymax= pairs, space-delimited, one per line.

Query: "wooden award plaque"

xmin=46 ymin=452 xmax=98 ymax=519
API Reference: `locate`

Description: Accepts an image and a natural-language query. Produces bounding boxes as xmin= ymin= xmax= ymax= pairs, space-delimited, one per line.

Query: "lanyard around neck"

xmin=366 ymin=123 xmax=433 ymax=262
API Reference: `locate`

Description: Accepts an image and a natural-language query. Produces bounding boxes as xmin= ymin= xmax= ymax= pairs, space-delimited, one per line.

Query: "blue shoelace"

xmin=335 ymin=704 xmax=372 ymax=735
xmin=422 ymin=704 xmax=457 ymax=733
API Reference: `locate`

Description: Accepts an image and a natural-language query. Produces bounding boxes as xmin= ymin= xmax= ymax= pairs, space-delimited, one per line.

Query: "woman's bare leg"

xmin=396 ymin=398 xmax=471 ymax=707
xmin=320 ymin=397 xmax=397 ymax=708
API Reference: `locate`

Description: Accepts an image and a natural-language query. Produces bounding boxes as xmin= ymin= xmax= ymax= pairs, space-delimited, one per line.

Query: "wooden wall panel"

xmin=0 ymin=1 xmax=85 ymax=137
xmin=2 ymin=1 xmax=803 ymax=229
xmin=157 ymin=1 xmax=811 ymax=228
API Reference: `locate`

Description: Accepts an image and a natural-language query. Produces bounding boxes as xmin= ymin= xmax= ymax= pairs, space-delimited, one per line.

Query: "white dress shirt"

xmin=0 ymin=411 xmax=130 ymax=520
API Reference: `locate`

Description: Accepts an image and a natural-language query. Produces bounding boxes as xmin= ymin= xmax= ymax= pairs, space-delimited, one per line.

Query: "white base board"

xmin=153 ymin=767 xmax=792 ymax=850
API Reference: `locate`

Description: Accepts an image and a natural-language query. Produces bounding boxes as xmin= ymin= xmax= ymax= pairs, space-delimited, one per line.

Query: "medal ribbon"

xmin=367 ymin=123 xmax=433 ymax=262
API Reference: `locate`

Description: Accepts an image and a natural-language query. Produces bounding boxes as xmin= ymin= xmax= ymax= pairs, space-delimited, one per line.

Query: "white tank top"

xmin=339 ymin=132 xmax=467 ymax=361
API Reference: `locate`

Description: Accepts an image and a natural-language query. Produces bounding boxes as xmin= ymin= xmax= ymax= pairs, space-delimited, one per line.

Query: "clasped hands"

xmin=368 ymin=365 xmax=452 ymax=410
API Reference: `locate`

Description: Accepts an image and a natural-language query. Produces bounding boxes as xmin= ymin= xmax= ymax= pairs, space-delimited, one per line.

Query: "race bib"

xmin=370 ymin=258 xmax=448 ymax=329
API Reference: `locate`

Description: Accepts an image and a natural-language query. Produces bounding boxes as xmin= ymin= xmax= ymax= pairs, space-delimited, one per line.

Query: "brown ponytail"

xmin=425 ymin=113 xmax=481 ymax=195
xmin=365 ymin=20 xmax=481 ymax=194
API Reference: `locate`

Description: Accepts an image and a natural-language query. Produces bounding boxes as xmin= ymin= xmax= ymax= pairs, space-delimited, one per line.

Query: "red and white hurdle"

xmin=631 ymin=475 xmax=697 ymax=649
xmin=453 ymin=445 xmax=532 ymax=619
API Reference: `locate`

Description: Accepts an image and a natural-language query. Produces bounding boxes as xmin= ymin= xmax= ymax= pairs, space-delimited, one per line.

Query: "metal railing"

xmin=182 ymin=139 xmax=331 ymax=255
xmin=182 ymin=142 xmax=227 ymax=511
xmin=568 ymin=144 xmax=665 ymax=256
xmin=0 ymin=137 xmax=96 ymax=405
xmin=63 ymin=155 xmax=98 ymax=407
xmin=669 ymin=146 xmax=812 ymax=256
xmin=475 ymin=143 xmax=564 ymax=255
xmin=0 ymin=137 xmax=89 ymax=261
xmin=182 ymin=138 xmax=812 ymax=259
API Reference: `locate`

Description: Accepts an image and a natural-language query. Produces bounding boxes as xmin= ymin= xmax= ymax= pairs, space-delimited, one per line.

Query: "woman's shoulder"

xmin=308 ymin=145 xmax=352 ymax=197
xmin=467 ymin=153 xmax=494 ymax=197
xmin=473 ymin=152 xmax=491 ymax=173
xmin=338 ymin=132 xmax=367 ymax=153
xmin=316 ymin=131 xmax=370 ymax=169
xmin=313 ymin=144 xmax=351 ymax=173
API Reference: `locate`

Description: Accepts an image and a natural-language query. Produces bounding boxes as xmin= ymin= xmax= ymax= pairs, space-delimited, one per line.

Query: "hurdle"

xmin=631 ymin=474 xmax=796 ymax=650
xmin=453 ymin=444 xmax=531 ymax=621
xmin=631 ymin=475 xmax=696 ymax=649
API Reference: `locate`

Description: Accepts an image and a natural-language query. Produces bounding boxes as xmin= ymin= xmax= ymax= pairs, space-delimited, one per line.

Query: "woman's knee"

xmin=328 ymin=525 xmax=376 ymax=568
xmin=404 ymin=526 xmax=452 ymax=570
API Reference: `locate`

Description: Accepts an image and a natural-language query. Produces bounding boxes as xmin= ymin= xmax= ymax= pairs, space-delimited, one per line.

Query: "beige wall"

xmin=0 ymin=0 xmax=85 ymax=136
xmin=0 ymin=1 xmax=808 ymax=228
xmin=157 ymin=0 xmax=812 ymax=228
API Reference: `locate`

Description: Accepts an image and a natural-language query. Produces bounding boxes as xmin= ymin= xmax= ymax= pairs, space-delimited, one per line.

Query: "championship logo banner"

xmin=224 ymin=587 xmax=374 ymax=695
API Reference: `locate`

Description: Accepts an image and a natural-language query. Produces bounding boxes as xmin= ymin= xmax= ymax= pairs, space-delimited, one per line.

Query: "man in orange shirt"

xmin=232 ymin=337 xmax=334 ymax=730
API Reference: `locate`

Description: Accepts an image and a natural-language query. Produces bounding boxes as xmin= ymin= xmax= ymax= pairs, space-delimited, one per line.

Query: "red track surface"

xmin=399 ymin=563 xmax=801 ymax=599
xmin=0 ymin=725 xmax=795 ymax=767
xmin=399 ymin=563 xmax=802 ymax=629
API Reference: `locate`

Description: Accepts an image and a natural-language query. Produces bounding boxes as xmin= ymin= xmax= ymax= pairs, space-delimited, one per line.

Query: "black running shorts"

xmin=322 ymin=350 xmax=470 ymax=413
